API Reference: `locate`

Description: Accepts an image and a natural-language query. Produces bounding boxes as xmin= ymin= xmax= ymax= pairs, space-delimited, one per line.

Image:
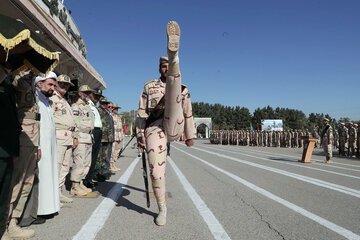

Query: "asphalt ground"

xmin=28 ymin=138 xmax=360 ymax=240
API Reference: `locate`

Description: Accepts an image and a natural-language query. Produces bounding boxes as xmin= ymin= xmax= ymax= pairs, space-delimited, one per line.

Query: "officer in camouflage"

xmin=136 ymin=21 xmax=196 ymax=226
xmin=321 ymin=118 xmax=333 ymax=163
xmin=110 ymin=103 xmax=123 ymax=172
xmin=70 ymin=85 xmax=95 ymax=195
xmin=50 ymin=74 xmax=79 ymax=201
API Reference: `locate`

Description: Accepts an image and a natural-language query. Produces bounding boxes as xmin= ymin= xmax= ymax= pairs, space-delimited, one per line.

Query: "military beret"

xmin=349 ymin=122 xmax=353 ymax=125
xmin=57 ymin=74 xmax=74 ymax=86
xmin=78 ymin=85 xmax=93 ymax=92
xmin=113 ymin=103 xmax=121 ymax=109
xmin=159 ymin=56 xmax=169 ymax=65
xmin=324 ymin=118 xmax=329 ymax=122
xmin=92 ymin=88 xmax=103 ymax=96
xmin=99 ymin=97 xmax=109 ymax=103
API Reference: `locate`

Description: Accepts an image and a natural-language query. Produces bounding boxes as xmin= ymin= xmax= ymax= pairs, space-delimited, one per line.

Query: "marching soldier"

xmin=136 ymin=21 xmax=196 ymax=226
xmin=321 ymin=118 xmax=333 ymax=163
xmin=70 ymin=85 xmax=95 ymax=195
xmin=50 ymin=74 xmax=79 ymax=201
xmin=110 ymin=103 xmax=123 ymax=172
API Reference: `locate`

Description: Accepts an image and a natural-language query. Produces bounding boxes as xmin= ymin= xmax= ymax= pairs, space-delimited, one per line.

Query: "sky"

xmin=65 ymin=0 xmax=360 ymax=120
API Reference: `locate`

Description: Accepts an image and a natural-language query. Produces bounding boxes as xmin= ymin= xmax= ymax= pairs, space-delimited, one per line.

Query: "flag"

xmin=130 ymin=123 xmax=133 ymax=136
xmin=123 ymin=119 xmax=126 ymax=134
xmin=250 ymin=123 xmax=253 ymax=132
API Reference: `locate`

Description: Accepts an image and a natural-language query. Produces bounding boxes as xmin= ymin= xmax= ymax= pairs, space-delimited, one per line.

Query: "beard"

xmin=41 ymin=86 xmax=54 ymax=97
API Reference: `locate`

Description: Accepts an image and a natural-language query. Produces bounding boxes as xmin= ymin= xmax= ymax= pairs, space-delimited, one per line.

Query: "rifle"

xmin=141 ymin=146 xmax=150 ymax=208
xmin=118 ymin=131 xmax=136 ymax=159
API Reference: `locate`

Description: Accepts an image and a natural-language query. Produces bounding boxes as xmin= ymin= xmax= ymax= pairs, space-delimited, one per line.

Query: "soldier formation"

xmin=210 ymin=123 xmax=360 ymax=159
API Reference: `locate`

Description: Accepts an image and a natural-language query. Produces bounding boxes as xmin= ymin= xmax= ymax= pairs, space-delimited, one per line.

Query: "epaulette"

xmin=144 ymin=79 xmax=158 ymax=87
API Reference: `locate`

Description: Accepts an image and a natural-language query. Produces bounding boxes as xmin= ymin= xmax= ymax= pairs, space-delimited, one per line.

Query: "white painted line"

xmin=200 ymin=144 xmax=360 ymax=180
xmin=176 ymin=143 xmax=360 ymax=199
xmin=168 ymin=157 xmax=231 ymax=240
xmin=72 ymin=157 xmax=140 ymax=240
xmin=172 ymin=146 xmax=360 ymax=240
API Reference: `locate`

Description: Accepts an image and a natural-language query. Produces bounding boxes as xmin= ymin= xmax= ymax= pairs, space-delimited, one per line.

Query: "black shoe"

xmin=83 ymin=180 xmax=95 ymax=189
xmin=94 ymin=174 xmax=106 ymax=182
xmin=32 ymin=217 xmax=46 ymax=225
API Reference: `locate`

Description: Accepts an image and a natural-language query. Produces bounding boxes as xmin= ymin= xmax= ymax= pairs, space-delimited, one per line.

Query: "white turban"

xmin=34 ymin=71 xmax=57 ymax=86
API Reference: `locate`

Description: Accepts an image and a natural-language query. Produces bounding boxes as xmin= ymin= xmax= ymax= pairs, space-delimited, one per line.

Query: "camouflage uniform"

xmin=50 ymin=88 xmax=77 ymax=198
xmin=136 ymin=54 xmax=196 ymax=218
xmin=110 ymin=107 xmax=123 ymax=171
xmin=338 ymin=124 xmax=348 ymax=156
xmin=71 ymin=96 xmax=94 ymax=184
xmin=96 ymin=103 xmax=113 ymax=176
xmin=321 ymin=120 xmax=333 ymax=162
xmin=348 ymin=123 xmax=357 ymax=157
xmin=9 ymin=71 xmax=39 ymax=223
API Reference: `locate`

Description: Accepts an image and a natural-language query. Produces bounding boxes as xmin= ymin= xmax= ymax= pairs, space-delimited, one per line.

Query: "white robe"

xmin=37 ymin=89 xmax=60 ymax=215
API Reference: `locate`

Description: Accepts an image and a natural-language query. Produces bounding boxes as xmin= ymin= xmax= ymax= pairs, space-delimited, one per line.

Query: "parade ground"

xmin=30 ymin=138 xmax=360 ymax=240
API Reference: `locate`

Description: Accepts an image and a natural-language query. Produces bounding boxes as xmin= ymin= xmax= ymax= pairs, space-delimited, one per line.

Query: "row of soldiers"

xmin=1 ymin=70 xmax=124 ymax=240
xmin=210 ymin=124 xmax=359 ymax=158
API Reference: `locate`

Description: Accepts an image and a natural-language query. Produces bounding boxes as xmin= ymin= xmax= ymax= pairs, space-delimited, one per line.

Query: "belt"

xmin=79 ymin=129 xmax=93 ymax=134
xmin=56 ymin=125 xmax=75 ymax=131
xmin=19 ymin=112 xmax=41 ymax=121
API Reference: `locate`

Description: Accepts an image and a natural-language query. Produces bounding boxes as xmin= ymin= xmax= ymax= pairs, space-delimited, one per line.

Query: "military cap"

xmin=324 ymin=118 xmax=329 ymax=122
xmin=340 ymin=122 xmax=345 ymax=125
xmin=354 ymin=124 xmax=358 ymax=127
xmin=78 ymin=85 xmax=93 ymax=92
xmin=159 ymin=56 xmax=169 ymax=65
xmin=349 ymin=122 xmax=353 ymax=125
xmin=99 ymin=96 xmax=109 ymax=103
xmin=57 ymin=74 xmax=74 ymax=86
xmin=92 ymin=88 xmax=103 ymax=96
xmin=113 ymin=103 xmax=121 ymax=109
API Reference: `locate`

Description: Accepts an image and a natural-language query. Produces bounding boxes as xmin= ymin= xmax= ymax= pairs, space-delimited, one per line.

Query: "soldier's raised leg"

xmin=163 ymin=21 xmax=184 ymax=142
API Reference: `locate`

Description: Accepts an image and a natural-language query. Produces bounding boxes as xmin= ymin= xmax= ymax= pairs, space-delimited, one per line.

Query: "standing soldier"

xmin=338 ymin=123 xmax=348 ymax=156
xmin=6 ymin=70 xmax=37 ymax=239
xmin=348 ymin=122 xmax=357 ymax=157
xmin=136 ymin=21 xmax=196 ymax=226
xmin=286 ymin=130 xmax=292 ymax=148
xmin=321 ymin=118 xmax=333 ymax=163
xmin=70 ymin=85 xmax=95 ymax=195
xmin=95 ymin=97 xmax=114 ymax=181
xmin=313 ymin=127 xmax=320 ymax=148
xmin=110 ymin=104 xmax=123 ymax=172
xmin=50 ymin=75 xmax=79 ymax=201
xmin=298 ymin=130 xmax=303 ymax=148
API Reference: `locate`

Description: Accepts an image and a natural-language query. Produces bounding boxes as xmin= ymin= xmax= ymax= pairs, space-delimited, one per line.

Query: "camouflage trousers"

xmin=348 ymin=140 xmax=356 ymax=156
xmin=110 ymin=140 xmax=122 ymax=164
xmin=323 ymin=142 xmax=333 ymax=159
xmin=57 ymin=144 xmax=72 ymax=187
xmin=145 ymin=74 xmax=185 ymax=204
xmin=9 ymin=146 xmax=37 ymax=219
xmin=71 ymin=143 xmax=92 ymax=182
xmin=95 ymin=142 xmax=110 ymax=171
xmin=339 ymin=139 xmax=346 ymax=155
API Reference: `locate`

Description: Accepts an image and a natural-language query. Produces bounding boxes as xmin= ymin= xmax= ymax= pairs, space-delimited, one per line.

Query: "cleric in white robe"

xmin=34 ymin=72 xmax=60 ymax=215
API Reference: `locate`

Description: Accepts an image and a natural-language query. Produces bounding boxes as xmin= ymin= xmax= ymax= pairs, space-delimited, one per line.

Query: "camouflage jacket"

xmin=98 ymin=106 xmax=114 ymax=143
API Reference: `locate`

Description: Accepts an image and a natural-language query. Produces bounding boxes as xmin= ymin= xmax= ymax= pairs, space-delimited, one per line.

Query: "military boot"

xmin=110 ymin=163 xmax=120 ymax=173
xmin=80 ymin=181 xmax=92 ymax=193
xmin=155 ymin=201 xmax=167 ymax=226
xmin=59 ymin=187 xmax=73 ymax=203
xmin=8 ymin=218 xmax=34 ymax=239
xmin=166 ymin=21 xmax=180 ymax=76
xmin=70 ymin=182 xmax=88 ymax=196
xmin=1 ymin=229 xmax=10 ymax=240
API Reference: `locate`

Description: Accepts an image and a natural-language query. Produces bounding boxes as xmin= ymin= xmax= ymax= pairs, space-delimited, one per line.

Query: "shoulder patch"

xmin=144 ymin=79 xmax=158 ymax=87
xmin=73 ymin=110 xmax=79 ymax=116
